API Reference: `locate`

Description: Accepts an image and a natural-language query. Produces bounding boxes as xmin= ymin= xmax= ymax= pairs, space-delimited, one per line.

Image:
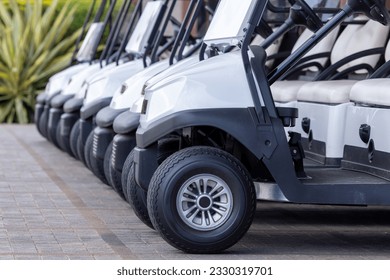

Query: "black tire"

xmin=69 ymin=119 xmax=81 ymax=160
xmin=104 ymin=141 xmax=114 ymax=187
xmin=157 ymin=137 xmax=180 ymax=164
xmin=105 ymin=142 xmax=126 ymax=199
xmin=83 ymin=131 xmax=94 ymax=170
xmin=57 ymin=121 xmax=74 ymax=157
xmin=125 ymin=150 xmax=154 ymax=229
xmin=38 ymin=110 xmax=48 ymax=138
xmin=121 ymin=151 xmax=133 ymax=202
xmin=55 ymin=122 xmax=66 ymax=151
xmin=77 ymin=133 xmax=86 ymax=165
xmin=89 ymin=135 xmax=109 ymax=185
xmin=48 ymin=120 xmax=61 ymax=149
xmin=147 ymin=146 xmax=256 ymax=254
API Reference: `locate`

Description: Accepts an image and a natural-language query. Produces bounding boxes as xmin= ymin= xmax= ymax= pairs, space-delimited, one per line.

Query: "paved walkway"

xmin=1 ymin=124 xmax=390 ymax=259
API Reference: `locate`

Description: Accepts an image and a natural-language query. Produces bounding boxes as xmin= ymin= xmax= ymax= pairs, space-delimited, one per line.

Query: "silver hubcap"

xmin=177 ymin=174 xmax=233 ymax=231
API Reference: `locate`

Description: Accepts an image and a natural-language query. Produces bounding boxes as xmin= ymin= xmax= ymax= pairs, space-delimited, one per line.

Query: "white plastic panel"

xmin=76 ymin=22 xmax=105 ymax=62
xmin=203 ymin=0 xmax=260 ymax=46
xmin=125 ymin=1 xmax=165 ymax=54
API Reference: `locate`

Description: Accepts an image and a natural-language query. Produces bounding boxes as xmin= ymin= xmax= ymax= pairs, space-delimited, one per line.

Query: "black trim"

xmin=95 ymin=106 xmax=127 ymax=128
xmin=80 ymin=118 xmax=93 ymax=146
xmin=64 ymin=97 xmax=84 ymax=113
xmin=136 ymin=108 xmax=282 ymax=160
xmin=92 ymin=127 xmax=114 ymax=159
xmin=133 ymin=145 xmax=158 ymax=191
xmin=80 ymin=97 xmax=112 ymax=120
xmin=34 ymin=103 xmax=44 ymax=125
xmin=314 ymin=48 xmax=385 ymax=81
xmin=50 ymin=94 xmax=75 ymax=108
xmin=342 ymin=145 xmax=390 ymax=181
xmin=47 ymin=107 xmax=63 ymax=142
xmin=112 ymin=133 xmax=136 ymax=172
xmin=59 ymin=113 xmax=79 ymax=138
xmin=113 ymin=110 xmax=140 ymax=134
xmin=44 ymin=90 xmax=61 ymax=103
xmin=36 ymin=93 xmax=47 ymax=104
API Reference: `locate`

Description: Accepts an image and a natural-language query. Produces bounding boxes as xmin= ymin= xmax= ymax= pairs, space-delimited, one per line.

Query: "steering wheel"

xmin=290 ymin=0 xmax=323 ymax=32
xmin=356 ymin=0 xmax=390 ymax=25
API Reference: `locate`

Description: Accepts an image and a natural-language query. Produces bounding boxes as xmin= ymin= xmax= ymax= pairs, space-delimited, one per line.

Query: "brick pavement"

xmin=1 ymin=124 xmax=390 ymax=259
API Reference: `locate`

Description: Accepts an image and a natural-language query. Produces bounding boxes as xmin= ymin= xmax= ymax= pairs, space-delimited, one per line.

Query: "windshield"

xmin=125 ymin=1 xmax=165 ymax=55
xmin=76 ymin=22 xmax=105 ymax=62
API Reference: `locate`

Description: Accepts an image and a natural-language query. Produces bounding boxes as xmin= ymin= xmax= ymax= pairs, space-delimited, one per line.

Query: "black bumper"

xmin=133 ymin=145 xmax=158 ymax=191
xmin=111 ymin=133 xmax=136 ymax=172
xmin=96 ymin=106 xmax=127 ymax=128
xmin=92 ymin=127 xmax=115 ymax=160
xmin=113 ymin=110 xmax=140 ymax=134
xmin=80 ymin=97 xmax=112 ymax=120
xmin=64 ymin=97 xmax=84 ymax=113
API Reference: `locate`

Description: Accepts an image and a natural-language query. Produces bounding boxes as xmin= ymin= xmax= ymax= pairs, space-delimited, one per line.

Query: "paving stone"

xmin=1 ymin=124 xmax=390 ymax=260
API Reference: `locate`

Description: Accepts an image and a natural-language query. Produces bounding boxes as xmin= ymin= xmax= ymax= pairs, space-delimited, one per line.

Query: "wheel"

xmin=89 ymin=134 xmax=109 ymax=185
xmin=147 ymin=146 xmax=256 ymax=254
xmin=121 ymin=151 xmax=134 ymax=202
xmin=77 ymin=133 xmax=86 ymax=165
xmin=69 ymin=119 xmax=81 ymax=159
xmin=48 ymin=118 xmax=61 ymax=149
xmin=105 ymin=141 xmax=126 ymax=199
xmin=104 ymin=141 xmax=114 ymax=187
xmin=83 ymin=131 xmax=94 ymax=170
xmin=125 ymin=150 xmax=154 ymax=229
xmin=55 ymin=122 xmax=66 ymax=151
xmin=57 ymin=120 xmax=74 ymax=157
xmin=38 ymin=110 xmax=48 ymax=138
xmin=157 ymin=137 xmax=180 ymax=164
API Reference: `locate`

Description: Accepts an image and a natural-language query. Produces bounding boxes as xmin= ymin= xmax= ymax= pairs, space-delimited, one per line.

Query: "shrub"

xmin=0 ymin=0 xmax=81 ymax=123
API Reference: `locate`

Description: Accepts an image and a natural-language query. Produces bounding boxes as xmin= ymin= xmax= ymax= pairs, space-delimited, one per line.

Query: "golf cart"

xmin=88 ymin=0 xmax=215 ymax=193
xmin=45 ymin=0 xmax=142 ymax=149
xmin=130 ymin=0 xmax=390 ymax=253
xmin=35 ymin=0 xmax=122 ymax=138
xmin=68 ymin=0 xmax=184 ymax=167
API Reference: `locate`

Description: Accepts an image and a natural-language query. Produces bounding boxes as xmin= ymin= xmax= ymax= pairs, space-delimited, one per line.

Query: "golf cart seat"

xmin=297 ymin=17 xmax=389 ymax=102
xmin=349 ymin=43 xmax=390 ymax=106
xmin=293 ymin=18 xmax=389 ymax=165
xmin=270 ymin=26 xmax=340 ymax=104
xmin=342 ymin=43 xmax=390 ymax=179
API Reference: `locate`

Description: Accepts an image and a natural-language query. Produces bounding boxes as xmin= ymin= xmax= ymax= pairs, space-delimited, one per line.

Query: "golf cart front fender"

xmin=96 ymin=106 xmax=128 ymax=128
xmin=80 ymin=97 xmax=112 ymax=120
xmin=133 ymin=107 xmax=294 ymax=191
xmin=136 ymin=107 xmax=282 ymax=159
xmin=113 ymin=110 xmax=140 ymax=134
xmin=64 ymin=97 xmax=84 ymax=113
xmin=50 ymin=93 xmax=75 ymax=109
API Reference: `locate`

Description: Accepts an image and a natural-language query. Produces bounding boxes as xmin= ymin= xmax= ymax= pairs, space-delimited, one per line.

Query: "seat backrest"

xmin=291 ymin=25 xmax=340 ymax=72
xmin=330 ymin=16 xmax=390 ymax=74
xmin=385 ymin=39 xmax=390 ymax=61
xmin=251 ymin=33 xmax=282 ymax=67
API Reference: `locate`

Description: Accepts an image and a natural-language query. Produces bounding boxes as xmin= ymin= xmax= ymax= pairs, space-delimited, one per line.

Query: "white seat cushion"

xmin=350 ymin=78 xmax=390 ymax=106
xmin=330 ymin=18 xmax=389 ymax=74
xmin=292 ymin=26 xmax=340 ymax=72
xmin=297 ymin=80 xmax=357 ymax=104
xmin=271 ymin=80 xmax=308 ymax=102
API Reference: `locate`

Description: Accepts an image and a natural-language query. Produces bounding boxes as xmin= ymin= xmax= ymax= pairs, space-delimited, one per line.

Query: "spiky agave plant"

xmin=0 ymin=0 xmax=81 ymax=123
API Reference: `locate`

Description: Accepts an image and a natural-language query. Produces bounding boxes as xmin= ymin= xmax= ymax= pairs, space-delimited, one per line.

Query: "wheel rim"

xmin=177 ymin=174 xmax=233 ymax=231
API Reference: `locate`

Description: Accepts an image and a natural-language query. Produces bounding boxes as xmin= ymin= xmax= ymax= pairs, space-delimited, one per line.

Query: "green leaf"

xmin=0 ymin=0 xmax=80 ymax=123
